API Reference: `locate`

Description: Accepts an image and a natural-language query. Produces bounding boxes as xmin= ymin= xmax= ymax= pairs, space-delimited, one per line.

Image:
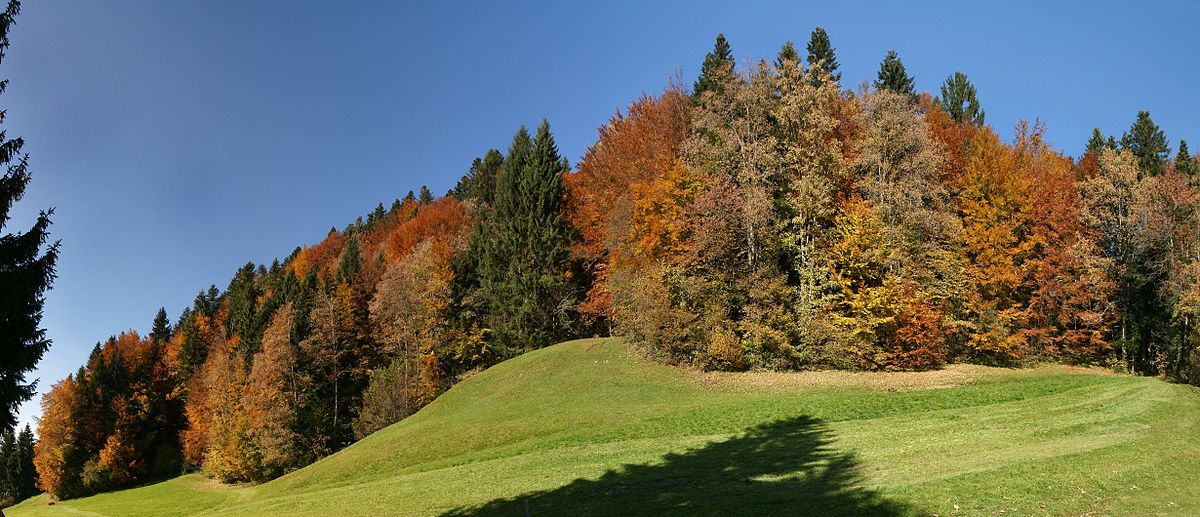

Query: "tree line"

xmin=27 ymin=27 xmax=1200 ymax=502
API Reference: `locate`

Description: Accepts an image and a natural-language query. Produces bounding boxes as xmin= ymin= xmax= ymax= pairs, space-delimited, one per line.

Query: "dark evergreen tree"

xmin=874 ymin=50 xmax=915 ymax=97
xmin=389 ymin=198 xmax=402 ymax=213
xmin=337 ymin=235 xmax=361 ymax=284
xmin=0 ymin=427 xmax=13 ymax=504
xmin=1176 ymin=139 xmax=1196 ymax=179
xmin=402 ymin=190 xmax=416 ymax=204
xmin=775 ymin=41 xmax=799 ymax=69
xmin=151 ymin=307 xmax=171 ymax=344
xmin=368 ymin=202 xmax=385 ymax=225
xmin=0 ymin=423 xmax=34 ymax=504
xmin=450 ymin=149 xmax=504 ymax=204
xmin=693 ymin=33 xmax=735 ymax=98
xmin=14 ymin=424 xmax=34 ymax=501
xmin=937 ymin=71 xmax=985 ymax=126
xmin=805 ymin=26 xmax=841 ymax=86
xmin=0 ymin=0 xmax=57 ymax=433
xmin=1085 ymin=127 xmax=1108 ymax=157
xmin=418 ymin=185 xmax=433 ymax=205
xmin=1120 ymin=110 xmax=1170 ymax=176
xmin=470 ymin=121 xmax=580 ymax=356
xmin=225 ymin=262 xmax=264 ymax=357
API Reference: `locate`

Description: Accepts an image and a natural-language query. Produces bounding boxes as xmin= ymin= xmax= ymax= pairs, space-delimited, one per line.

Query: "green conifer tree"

xmin=0 ymin=0 xmax=57 ymax=432
xmin=472 ymin=121 xmax=579 ymax=355
xmin=874 ymin=50 xmax=915 ymax=97
xmin=1085 ymin=128 xmax=1108 ymax=157
xmin=775 ymin=41 xmax=798 ymax=70
xmin=694 ymin=33 xmax=735 ymax=98
xmin=151 ymin=307 xmax=171 ymax=344
xmin=806 ymin=27 xmax=841 ymax=86
xmin=936 ymin=71 xmax=985 ymax=126
xmin=1176 ymin=139 xmax=1195 ymax=178
xmin=1120 ymin=110 xmax=1170 ymax=176
xmin=418 ymin=185 xmax=433 ymax=205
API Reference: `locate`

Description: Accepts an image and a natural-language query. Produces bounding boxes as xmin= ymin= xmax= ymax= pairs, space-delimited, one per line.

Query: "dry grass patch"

xmin=694 ymin=363 xmax=1119 ymax=393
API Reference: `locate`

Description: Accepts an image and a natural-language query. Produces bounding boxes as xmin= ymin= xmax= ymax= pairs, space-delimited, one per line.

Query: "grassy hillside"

xmin=7 ymin=338 xmax=1200 ymax=516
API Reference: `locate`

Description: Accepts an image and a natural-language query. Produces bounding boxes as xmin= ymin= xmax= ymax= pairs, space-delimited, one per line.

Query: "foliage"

xmin=0 ymin=0 xmax=59 ymax=433
xmin=936 ymin=71 xmax=985 ymax=126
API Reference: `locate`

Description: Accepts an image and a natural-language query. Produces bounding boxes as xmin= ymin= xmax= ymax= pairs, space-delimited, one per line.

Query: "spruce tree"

xmin=402 ymin=190 xmax=416 ymax=204
xmin=1120 ymin=110 xmax=1170 ymax=176
xmin=474 ymin=121 xmax=579 ymax=355
xmin=337 ymin=235 xmax=361 ymax=284
xmin=0 ymin=428 xmax=13 ymax=504
xmin=452 ymin=149 xmax=504 ymax=205
xmin=151 ymin=307 xmax=171 ymax=343
xmin=1085 ymin=128 xmax=1108 ymax=157
xmin=418 ymin=185 xmax=433 ymax=205
xmin=1176 ymin=139 xmax=1195 ymax=178
xmin=937 ymin=71 xmax=985 ymax=126
xmin=0 ymin=0 xmax=57 ymax=433
xmin=874 ymin=50 xmax=915 ymax=98
xmin=9 ymin=424 xmax=33 ymax=503
xmin=775 ymin=41 xmax=799 ymax=70
xmin=694 ymin=33 xmax=734 ymax=98
xmin=805 ymin=26 xmax=841 ymax=86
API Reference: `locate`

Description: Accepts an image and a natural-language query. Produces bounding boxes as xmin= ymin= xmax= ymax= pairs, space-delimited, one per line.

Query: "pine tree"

xmin=937 ymin=71 xmax=985 ymax=126
xmin=337 ymin=235 xmax=361 ymax=284
xmin=693 ymin=33 xmax=734 ymax=98
xmin=0 ymin=0 xmax=57 ymax=433
xmin=874 ymin=50 xmax=915 ymax=98
xmin=402 ymin=190 xmax=416 ymax=204
xmin=805 ymin=26 xmax=841 ymax=86
xmin=151 ymin=307 xmax=171 ymax=344
xmin=1120 ymin=110 xmax=1170 ymax=176
xmin=1177 ymin=139 xmax=1196 ymax=178
xmin=473 ymin=121 xmax=579 ymax=355
xmin=418 ymin=185 xmax=433 ymax=205
xmin=1085 ymin=128 xmax=1108 ymax=157
xmin=451 ymin=149 xmax=504 ymax=204
xmin=775 ymin=41 xmax=798 ymax=70
xmin=14 ymin=423 xmax=35 ymax=501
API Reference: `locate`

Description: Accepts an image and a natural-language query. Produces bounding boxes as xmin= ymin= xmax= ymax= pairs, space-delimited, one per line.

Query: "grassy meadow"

xmin=7 ymin=338 xmax=1200 ymax=516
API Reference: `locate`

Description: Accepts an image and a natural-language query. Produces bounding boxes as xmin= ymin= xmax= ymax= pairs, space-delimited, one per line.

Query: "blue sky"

xmin=7 ymin=0 xmax=1199 ymax=430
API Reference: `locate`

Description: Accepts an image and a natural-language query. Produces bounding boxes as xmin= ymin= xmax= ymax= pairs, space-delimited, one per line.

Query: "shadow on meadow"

xmin=443 ymin=415 xmax=912 ymax=516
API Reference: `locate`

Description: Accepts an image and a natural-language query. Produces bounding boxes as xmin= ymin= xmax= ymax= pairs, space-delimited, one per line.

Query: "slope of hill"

xmin=7 ymin=338 xmax=1200 ymax=516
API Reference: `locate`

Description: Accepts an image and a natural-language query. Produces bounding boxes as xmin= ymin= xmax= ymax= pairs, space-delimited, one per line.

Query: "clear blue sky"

xmin=8 ymin=0 xmax=1199 ymax=430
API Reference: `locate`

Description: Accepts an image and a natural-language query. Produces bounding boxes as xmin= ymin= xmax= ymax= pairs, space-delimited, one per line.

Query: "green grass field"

xmin=6 ymin=338 xmax=1200 ymax=516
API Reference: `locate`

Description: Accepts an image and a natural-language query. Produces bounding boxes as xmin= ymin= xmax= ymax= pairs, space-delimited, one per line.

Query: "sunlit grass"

xmin=7 ymin=338 xmax=1199 ymax=515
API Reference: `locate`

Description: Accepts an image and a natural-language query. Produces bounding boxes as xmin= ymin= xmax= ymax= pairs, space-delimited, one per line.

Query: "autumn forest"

xmin=14 ymin=26 xmax=1200 ymax=504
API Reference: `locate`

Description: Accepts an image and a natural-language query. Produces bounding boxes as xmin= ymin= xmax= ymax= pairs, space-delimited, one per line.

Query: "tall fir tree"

xmin=775 ymin=41 xmax=799 ymax=70
xmin=151 ymin=307 xmax=171 ymax=344
xmin=0 ymin=0 xmax=57 ymax=433
xmin=472 ymin=121 xmax=579 ymax=355
xmin=937 ymin=71 xmax=985 ymax=126
xmin=1176 ymin=139 xmax=1195 ymax=179
xmin=1085 ymin=128 xmax=1108 ymax=157
xmin=14 ymin=424 xmax=34 ymax=502
xmin=451 ymin=149 xmax=504 ymax=204
xmin=693 ymin=33 xmax=734 ymax=98
xmin=874 ymin=50 xmax=915 ymax=98
xmin=805 ymin=26 xmax=841 ymax=86
xmin=1120 ymin=110 xmax=1170 ymax=176
xmin=418 ymin=185 xmax=433 ymax=205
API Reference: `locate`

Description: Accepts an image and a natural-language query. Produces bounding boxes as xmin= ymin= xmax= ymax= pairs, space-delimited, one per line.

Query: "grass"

xmin=6 ymin=338 xmax=1200 ymax=515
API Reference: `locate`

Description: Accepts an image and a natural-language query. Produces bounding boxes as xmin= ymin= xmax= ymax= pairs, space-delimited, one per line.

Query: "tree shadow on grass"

xmin=442 ymin=416 xmax=913 ymax=516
